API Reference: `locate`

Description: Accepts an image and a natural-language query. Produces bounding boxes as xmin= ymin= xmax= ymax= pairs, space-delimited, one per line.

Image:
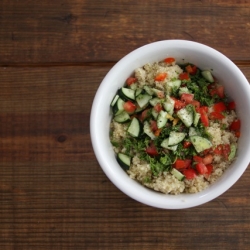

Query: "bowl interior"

xmin=91 ymin=40 xmax=250 ymax=209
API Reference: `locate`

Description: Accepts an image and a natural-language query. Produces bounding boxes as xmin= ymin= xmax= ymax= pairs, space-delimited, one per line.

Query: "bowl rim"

xmin=90 ymin=39 xmax=250 ymax=209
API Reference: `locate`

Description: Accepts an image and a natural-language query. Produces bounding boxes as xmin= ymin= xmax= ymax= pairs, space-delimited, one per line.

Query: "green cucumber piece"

xmin=201 ymin=70 xmax=214 ymax=83
xmin=168 ymin=131 xmax=186 ymax=146
xmin=171 ymin=168 xmax=185 ymax=181
xmin=161 ymin=138 xmax=178 ymax=151
xmin=143 ymin=86 xmax=154 ymax=95
xmin=166 ymin=79 xmax=181 ymax=94
xmin=157 ymin=110 xmax=168 ymax=128
xmin=143 ymin=121 xmax=156 ymax=140
xmin=112 ymin=98 xmax=125 ymax=116
xmin=114 ymin=111 xmax=131 ymax=123
xmin=136 ymin=93 xmax=152 ymax=108
xmin=190 ymin=135 xmax=212 ymax=153
xmin=127 ymin=117 xmax=142 ymax=137
xmin=228 ymin=143 xmax=237 ymax=161
xmin=119 ymin=87 xmax=135 ymax=101
xmin=149 ymin=97 xmax=161 ymax=107
xmin=110 ymin=94 xmax=119 ymax=107
xmin=117 ymin=153 xmax=131 ymax=171
xmin=177 ymin=106 xmax=193 ymax=127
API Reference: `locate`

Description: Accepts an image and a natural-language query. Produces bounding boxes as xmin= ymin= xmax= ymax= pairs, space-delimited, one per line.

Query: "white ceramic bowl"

xmin=90 ymin=40 xmax=250 ymax=209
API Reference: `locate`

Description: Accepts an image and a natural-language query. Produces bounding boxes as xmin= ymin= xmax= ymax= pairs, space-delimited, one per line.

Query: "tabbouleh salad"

xmin=109 ymin=57 xmax=240 ymax=194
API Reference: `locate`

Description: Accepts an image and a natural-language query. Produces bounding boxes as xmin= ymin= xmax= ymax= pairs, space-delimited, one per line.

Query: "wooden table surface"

xmin=1 ymin=1 xmax=250 ymax=249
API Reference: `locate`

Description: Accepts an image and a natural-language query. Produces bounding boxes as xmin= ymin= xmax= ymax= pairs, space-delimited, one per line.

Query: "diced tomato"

xmin=213 ymin=145 xmax=223 ymax=155
xmin=164 ymin=57 xmax=175 ymax=64
xmin=235 ymin=131 xmax=241 ymax=138
xmin=197 ymin=107 xmax=209 ymax=127
xmin=140 ymin=108 xmax=151 ymax=121
xmin=157 ymin=91 xmax=165 ymax=99
xmin=204 ymin=164 xmax=213 ymax=179
xmin=154 ymin=103 xmax=163 ymax=113
xmin=183 ymin=169 xmax=197 ymax=180
xmin=154 ymin=128 xmax=162 ymax=137
xmin=193 ymin=155 xmax=203 ymax=163
xmin=155 ymin=73 xmax=167 ymax=81
xmin=228 ymin=101 xmax=236 ymax=110
xmin=126 ymin=77 xmax=137 ymax=86
xmin=202 ymin=154 xmax=213 ymax=165
xmin=213 ymin=102 xmax=227 ymax=113
xmin=180 ymin=93 xmax=194 ymax=104
xmin=190 ymin=100 xmax=200 ymax=109
xmin=210 ymin=85 xmax=224 ymax=98
xmin=209 ymin=111 xmax=225 ymax=120
xmin=196 ymin=162 xmax=208 ymax=175
xmin=146 ymin=142 xmax=159 ymax=157
xmin=150 ymin=120 xmax=158 ymax=132
xmin=171 ymin=97 xmax=186 ymax=110
xmin=179 ymin=72 xmax=190 ymax=80
xmin=185 ymin=65 xmax=197 ymax=75
xmin=183 ymin=141 xmax=192 ymax=148
xmin=174 ymin=159 xmax=192 ymax=170
xmin=123 ymin=101 xmax=137 ymax=114
xmin=229 ymin=119 xmax=241 ymax=131
xmin=222 ymin=144 xmax=230 ymax=160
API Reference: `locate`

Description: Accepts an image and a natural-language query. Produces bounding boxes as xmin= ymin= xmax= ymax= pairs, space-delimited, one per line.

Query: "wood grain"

xmin=1 ymin=0 xmax=250 ymax=64
xmin=1 ymin=0 xmax=250 ymax=249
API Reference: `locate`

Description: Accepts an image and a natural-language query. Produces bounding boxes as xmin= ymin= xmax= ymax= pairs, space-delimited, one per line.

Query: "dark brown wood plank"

xmin=1 ymin=0 xmax=250 ymax=64
xmin=0 ymin=65 xmax=250 ymax=249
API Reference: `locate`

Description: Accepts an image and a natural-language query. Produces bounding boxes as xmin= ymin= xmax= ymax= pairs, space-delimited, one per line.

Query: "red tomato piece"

xmin=179 ymin=72 xmax=190 ymax=80
xmin=227 ymin=101 xmax=236 ymax=110
xmin=235 ymin=131 xmax=241 ymax=138
xmin=157 ymin=91 xmax=165 ymax=99
xmin=193 ymin=155 xmax=203 ymax=163
xmin=202 ymin=154 xmax=213 ymax=165
xmin=146 ymin=142 xmax=159 ymax=157
xmin=123 ymin=101 xmax=137 ymax=114
xmin=213 ymin=102 xmax=227 ymax=113
xmin=180 ymin=93 xmax=194 ymax=104
xmin=196 ymin=162 xmax=208 ymax=175
xmin=222 ymin=144 xmax=231 ymax=160
xmin=185 ymin=65 xmax=197 ymax=75
xmin=204 ymin=164 xmax=213 ymax=179
xmin=164 ymin=57 xmax=175 ymax=64
xmin=230 ymin=119 xmax=241 ymax=131
xmin=126 ymin=77 xmax=137 ymax=86
xmin=210 ymin=85 xmax=224 ymax=98
xmin=171 ymin=97 xmax=186 ymax=110
xmin=154 ymin=103 xmax=163 ymax=113
xmin=183 ymin=141 xmax=192 ymax=148
xmin=174 ymin=159 xmax=192 ymax=170
xmin=191 ymin=100 xmax=200 ymax=110
xmin=154 ymin=128 xmax=162 ymax=137
xmin=140 ymin=108 xmax=151 ymax=121
xmin=155 ymin=73 xmax=167 ymax=81
xmin=183 ymin=169 xmax=197 ymax=180
xmin=209 ymin=111 xmax=225 ymax=120
xmin=213 ymin=145 xmax=223 ymax=155
xmin=150 ymin=120 xmax=158 ymax=132
xmin=199 ymin=109 xmax=209 ymax=127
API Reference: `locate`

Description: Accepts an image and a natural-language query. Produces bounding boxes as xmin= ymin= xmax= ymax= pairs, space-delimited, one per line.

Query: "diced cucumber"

xmin=190 ymin=135 xmax=212 ymax=153
xmin=110 ymin=94 xmax=119 ymax=107
xmin=136 ymin=93 xmax=152 ymax=108
xmin=135 ymin=88 xmax=143 ymax=97
xmin=119 ymin=87 xmax=135 ymax=101
xmin=112 ymin=98 xmax=125 ymax=116
xmin=189 ymin=127 xmax=198 ymax=136
xmin=151 ymin=109 xmax=159 ymax=119
xmin=179 ymin=87 xmax=191 ymax=96
xmin=143 ymin=121 xmax=156 ymax=140
xmin=201 ymin=70 xmax=214 ymax=83
xmin=177 ymin=106 xmax=193 ymax=127
xmin=134 ymin=104 xmax=148 ymax=113
xmin=127 ymin=117 xmax=142 ymax=137
xmin=163 ymin=96 xmax=175 ymax=115
xmin=166 ymin=79 xmax=181 ymax=94
xmin=193 ymin=111 xmax=201 ymax=127
xmin=157 ymin=110 xmax=168 ymax=128
xmin=171 ymin=168 xmax=185 ymax=181
xmin=117 ymin=153 xmax=131 ymax=171
xmin=129 ymin=82 xmax=138 ymax=90
xmin=114 ymin=111 xmax=131 ymax=123
xmin=228 ymin=143 xmax=237 ymax=161
xmin=149 ymin=97 xmax=161 ymax=106
xmin=143 ymin=86 xmax=154 ymax=95
xmin=152 ymin=88 xmax=163 ymax=97
xmin=161 ymin=138 xmax=178 ymax=151
xmin=168 ymin=131 xmax=186 ymax=146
